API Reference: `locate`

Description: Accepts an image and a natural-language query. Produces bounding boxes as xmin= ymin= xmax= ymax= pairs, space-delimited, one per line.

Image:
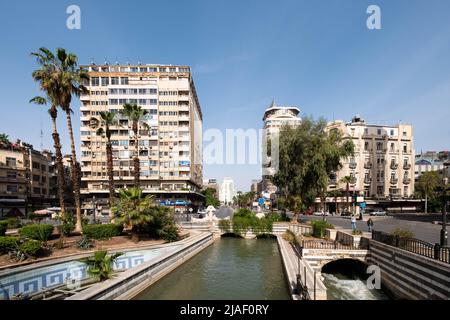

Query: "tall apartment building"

xmin=0 ymin=139 xmax=56 ymax=217
xmin=326 ymin=115 xmax=415 ymax=200
xmin=415 ymin=151 xmax=449 ymax=181
xmin=219 ymin=177 xmax=236 ymax=205
xmin=261 ymin=100 xmax=301 ymax=196
xmin=79 ymin=64 xmax=203 ymax=211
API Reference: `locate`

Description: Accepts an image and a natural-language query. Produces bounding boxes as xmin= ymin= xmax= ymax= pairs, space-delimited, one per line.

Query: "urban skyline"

xmin=1 ymin=0 xmax=450 ymax=191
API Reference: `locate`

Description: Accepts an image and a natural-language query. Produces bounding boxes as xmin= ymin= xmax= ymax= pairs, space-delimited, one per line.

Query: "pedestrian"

xmin=351 ymin=215 xmax=357 ymax=231
xmin=367 ymin=218 xmax=374 ymax=232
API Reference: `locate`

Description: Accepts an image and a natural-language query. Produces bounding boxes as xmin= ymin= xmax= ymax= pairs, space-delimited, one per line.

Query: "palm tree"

xmin=120 ymin=104 xmax=148 ymax=187
xmin=53 ymin=48 xmax=88 ymax=233
xmin=80 ymin=250 xmax=123 ymax=282
xmin=29 ymin=96 xmax=67 ymax=217
xmin=340 ymin=175 xmax=356 ymax=212
xmin=30 ymin=48 xmax=68 ymax=217
xmin=91 ymin=112 xmax=118 ymax=221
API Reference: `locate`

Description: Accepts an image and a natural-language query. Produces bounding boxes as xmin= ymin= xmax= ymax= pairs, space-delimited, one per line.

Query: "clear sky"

xmin=0 ymin=0 xmax=449 ymax=191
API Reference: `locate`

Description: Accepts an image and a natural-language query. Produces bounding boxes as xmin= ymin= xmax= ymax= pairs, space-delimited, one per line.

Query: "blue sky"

xmin=0 ymin=0 xmax=449 ymax=191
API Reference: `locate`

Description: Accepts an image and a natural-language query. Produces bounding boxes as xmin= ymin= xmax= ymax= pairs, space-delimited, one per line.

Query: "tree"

xmin=272 ymin=117 xmax=354 ymax=221
xmin=30 ymin=48 xmax=68 ymax=218
xmin=32 ymin=47 xmax=88 ymax=233
xmin=120 ymin=104 xmax=148 ymax=187
xmin=112 ymin=188 xmax=179 ymax=241
xmin=340 ymin=175 xmax=356 ymax=212
xmin=80 ymin=250 xmax=123 ymax=282
xmin=91 ymin=112 xmax=118 ymax=221
xmin=415 ymin=171 xmax=441 ymax=213
xmin=0 ymin=133 xmax=9 ymax=145
xmin=201 ymin=188 xmax=220 ymax=208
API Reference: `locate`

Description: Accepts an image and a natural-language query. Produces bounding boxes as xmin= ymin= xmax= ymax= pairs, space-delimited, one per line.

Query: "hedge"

xmin=82 ymin=224 xmax=123 ymax=239
xmin=311 ymin=220 xmax=334 ymax=238
xmin=19 ymin=240 xmax=43 ymax=257
xmin=19 ymin=224 xmax=54 ymax=241
xmin=0 ymin=236 xmax=18 ymax=254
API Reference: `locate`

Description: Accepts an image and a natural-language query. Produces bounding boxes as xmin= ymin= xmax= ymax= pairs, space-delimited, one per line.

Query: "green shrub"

xmin=1 ymin=218 xmax=22 ymax=229
xmin=218 ymin=219 xmax=231 ymax=232
xmin=0 ymin=223 xmax=6 ymax=236
xmin=352 ymin=229 xmax=363 ymax=235
xmin=391 ymin=228 xmax=415 ymax=239
xmin=19 ymin=240 xmax=43 ymax=257
xmin=77 ymin=236 xmax=94 ymax=250
xmin=82 ymin=224 xmax=123 ymax=240
xmin=58 ymin=214 xmax=75 ymax=236
xmin=282 ymin=230 xmax=296 ymax=243
xmin=0 ymin=236 xmax=19 ymax=254
xmin=311 ymin=220 xmax=334 ymax=238
xmin=19 ymin=224 xmax=54 ymax=241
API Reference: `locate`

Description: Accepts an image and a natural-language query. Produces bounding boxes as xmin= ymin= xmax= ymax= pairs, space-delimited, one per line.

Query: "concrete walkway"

xmin=277 ymin=236 xmax=327 ymax=300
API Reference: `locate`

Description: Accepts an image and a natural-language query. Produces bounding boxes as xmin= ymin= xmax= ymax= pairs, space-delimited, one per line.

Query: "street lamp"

xmin=440 ymin=177 xmax=448 ymax=247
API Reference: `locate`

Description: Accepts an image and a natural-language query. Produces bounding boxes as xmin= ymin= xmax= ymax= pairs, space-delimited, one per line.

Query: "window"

xmin=390 ymin=143 xmax=395 ymax=151
xmin=91 ymin=77 xmax=99 ymax=86
xmin=6 ymin=157 xmax=16 ymax=167
xmin=33 ymin=187 xmax=41 ymax=194
xmin=6 ymin=171 xmax=16 ymax=179
xmin=403 ymin=143 xmax=408 ymax=153
xmin=351 ymin=128 xmax=355 ymax=136
xmin=390 ymin=129 xmax=394 ymax=136
xmin=377 ymin=129 xmax=381 ymax=135
xmin=391 ymin=172 xmax=396 ymax=180
xmin=364 ymin=141 xmax=369 ymax=151
xmin=109 ymin=89 xmax=118 ymax=94
xmin=403 ymin=131 xmax=407 ymax=137
xmin=376 ymin=142 xmax=383 ymax=150
xmin=404 ymin=186 xmax=408 ymax=196
xmin=7 ymin=185 xmax=18 ymax=193
xmin=111 ymin=77 xmax=119 ymax=85
xmin=101 ymin=77 xmax=109 ymax=86
xmin=150 ymin=88 xmax=157 ymax=94
xmin=41 ymin=164 xmax=46 ymax=171
xmin=377 ymin=186 xmax=383 ymax=195
xmin=41 ymin=176 xmax=46 ymax=183
xmin=109 ymin=99 xmax=118 ymax=105
xmin=120 ymin=77 xmax=129 ymax=85
xmin=159 ymin=67 xmax=167 ymax=72
xmin=364 ymin=128 xmax=368 ymax=135
xmin=32 ymin=161 xmax=40 ymax=169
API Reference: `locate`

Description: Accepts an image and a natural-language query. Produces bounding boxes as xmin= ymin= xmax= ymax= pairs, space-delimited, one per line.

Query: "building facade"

xmin=0 ymin=140 xmax=56 ymax=217
xmin=415 ymin=151 xmax=449 ymax=181
xmin=325 ymin=115 xmax=415 ymax=210
xmin=261 ymin=100 xmax=301 ymax=196
xmin=202 ymin=178 xmax=219 ymax=198
xmin=79 ymin=64 xmax=203 ymax=211
xmin=219 ymin=177 xmax=236 ymax=205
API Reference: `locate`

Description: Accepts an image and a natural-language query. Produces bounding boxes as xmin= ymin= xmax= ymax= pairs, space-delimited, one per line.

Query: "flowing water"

xmin=134 ymin=237 xmax=290 ymax=300
xmin=322 ymin=273 xmax=390 ymax=300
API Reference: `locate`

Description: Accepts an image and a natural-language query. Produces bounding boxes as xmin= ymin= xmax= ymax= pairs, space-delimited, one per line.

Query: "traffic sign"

xmin=258 ymin=198 xmax=265 ymax=206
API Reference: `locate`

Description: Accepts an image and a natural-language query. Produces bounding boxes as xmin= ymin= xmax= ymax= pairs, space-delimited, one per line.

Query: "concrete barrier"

xmin=66 ymin=232 xmax=214 ymax=300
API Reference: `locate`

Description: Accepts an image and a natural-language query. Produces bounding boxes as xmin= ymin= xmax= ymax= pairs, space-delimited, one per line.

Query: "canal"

xmin=134 ymin=237 xmax=290 ymax=300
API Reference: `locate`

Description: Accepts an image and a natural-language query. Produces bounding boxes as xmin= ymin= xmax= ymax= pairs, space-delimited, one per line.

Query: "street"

xmin=298 ymin=214 xmax=445 ymax=244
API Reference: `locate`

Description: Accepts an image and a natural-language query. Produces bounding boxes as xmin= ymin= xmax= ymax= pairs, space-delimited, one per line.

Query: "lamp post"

xmin=440 ymin=177 xmax=448 ymax=247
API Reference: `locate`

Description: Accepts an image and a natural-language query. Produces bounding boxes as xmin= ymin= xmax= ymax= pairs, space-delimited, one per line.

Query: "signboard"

xmin=258 ymin=198 xmax=265 ymax=206
xmin=360 ymin=202 xmax=366 ymax=209
xmin=179 ymin=161 xmax=190 ymax=166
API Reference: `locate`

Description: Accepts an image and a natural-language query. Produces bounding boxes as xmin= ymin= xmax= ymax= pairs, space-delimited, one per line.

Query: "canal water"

xmin=134 ymin=237 xmax=290 ymax=300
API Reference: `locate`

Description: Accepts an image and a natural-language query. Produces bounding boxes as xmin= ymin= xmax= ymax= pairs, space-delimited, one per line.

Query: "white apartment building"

xmin=261 ymin=100 xmax=302 ymax=195
xmin=219 ymin=177 xmax=236 ymax=205
xmin=79 ymin=64 xmax=203 ymax=210
xmin=326 ymin=115 xmax=415 ymax=200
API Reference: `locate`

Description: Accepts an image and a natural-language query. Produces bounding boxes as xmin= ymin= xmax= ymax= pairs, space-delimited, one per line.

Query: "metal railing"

xmin=372 ymin=230 xmax=450 ymax=264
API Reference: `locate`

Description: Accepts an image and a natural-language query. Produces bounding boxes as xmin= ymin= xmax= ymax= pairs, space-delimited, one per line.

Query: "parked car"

xmin=313 ymin=211 xmax=331 ymax=216
xmin=370 ymin=210 xmax=387 ymax=216
xmin=340 ymin=211 xmax=352 ymax=216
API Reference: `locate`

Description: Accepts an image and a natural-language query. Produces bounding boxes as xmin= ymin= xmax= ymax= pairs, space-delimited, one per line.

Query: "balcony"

xmin=403 ymin=178 xmax=411 ymax=184
xmin=390 ymin=178 xmax=398 ymax=184
xmin=364 ymin=162 xmax=372 ymax=169
xmin=349 ymin=162 xmax=357 ymax=169
xmin=403 ymin=163 xmax=411 ymax=170
xmin=390 ymin=162 xmax=398 ymax=170
xmin=364 ymin=178 xmax=372 ymax=184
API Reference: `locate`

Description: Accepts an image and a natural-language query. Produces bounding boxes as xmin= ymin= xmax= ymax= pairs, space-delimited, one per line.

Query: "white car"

xmin=370 ymin=210 xmax=387 ymax=216
xmin=313 ymin=211 xmax=331 ymax=216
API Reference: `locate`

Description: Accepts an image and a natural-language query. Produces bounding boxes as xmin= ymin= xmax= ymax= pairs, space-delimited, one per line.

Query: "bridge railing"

xmin=302 ymin=239 xmax=367 ymax=250
xmin=372 ymin=230 xmax=450 ymax=264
